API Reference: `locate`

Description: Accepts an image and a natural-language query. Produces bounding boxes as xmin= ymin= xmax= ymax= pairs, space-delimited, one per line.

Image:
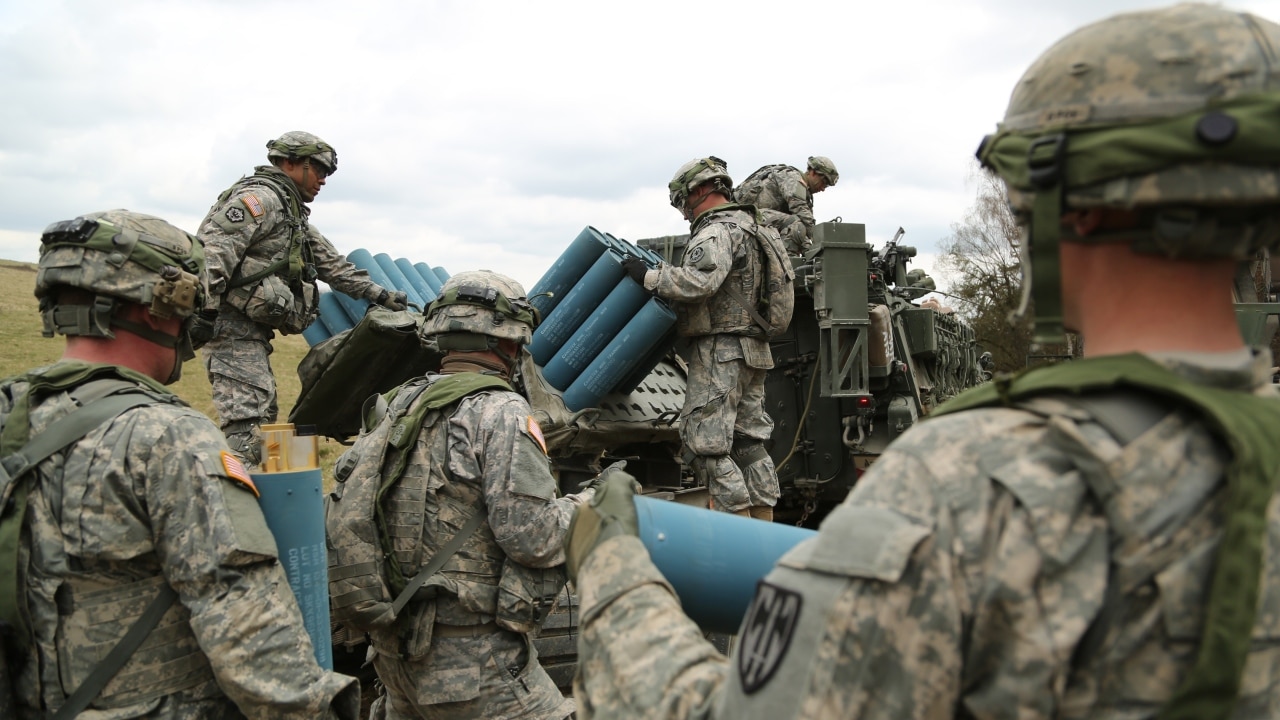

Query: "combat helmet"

xmin=266 ymin=130 xmax=338 ymax=175
xmin=976 ymin=3 xmax=1280 ymax=343
xmin=420 ymin=270 xmax=540 ymax=356
xmin=35 ymin=209 xmax=206 ymax=363
xmin=668 ymin=156 xmax=733 ymax=211
xmin=807 ymin=156 xmax=839 ymax=186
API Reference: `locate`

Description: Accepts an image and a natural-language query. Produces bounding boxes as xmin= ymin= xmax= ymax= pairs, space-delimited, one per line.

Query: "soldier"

xmin=0 ymin=210 xmax=359 ymax=718
xmin=621 ymin=157 xmax=783 ymax=521
xmin=193 ymin=131 xmax=406 ymax=464
xmin=568 ymin=4 xmax=1280 ymax=718
xmin=356 ymin=270 xmax=587 ymax=720
xmin=734 ymin=155 xmax=838 ymax=253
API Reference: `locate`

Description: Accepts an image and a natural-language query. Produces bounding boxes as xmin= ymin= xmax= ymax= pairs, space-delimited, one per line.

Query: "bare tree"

xmin=939 ymin=164 xmax=1033 ymax=372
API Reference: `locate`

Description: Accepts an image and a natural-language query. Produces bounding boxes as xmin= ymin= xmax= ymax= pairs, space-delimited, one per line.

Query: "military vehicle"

xmin=292 ymin=218 xmax=988 ymax=691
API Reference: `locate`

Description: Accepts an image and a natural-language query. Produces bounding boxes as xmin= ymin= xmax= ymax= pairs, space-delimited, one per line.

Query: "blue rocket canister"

xmin=528 ymin=249 xmax=628 ymax=366
xmin=332 ymin=290 xmax=370 ymax=329
xmin=561 ymin=297 xmax=676 ymax=411
xmin=374 ymin=253 xmax=427 ymax=309
xmin=413 ymin=262 xmax=444 ymax=295
xmin=636 ymin=496 xmax=816 ymax=635
xmin=251 ymin=424 xmax=332 ymax=668
xmin=527 ymin=226 xmax=613 ymax=319
xmin=395 ymin=258 xmax=437 ymax=304
xmin=540 ymin=277 xmax=651 ymax=390
xmin=301 ymin=317 xmax=331 ymax=346
xmin=431 ymin=266 xmax=450 ymax=283
xmin=319 ymin=291 xmax=357 ymax=334
xmin=348 ymin=249 xmax=398 ymax=294
xmin=614 ymin=324 xmax=678 ymax=396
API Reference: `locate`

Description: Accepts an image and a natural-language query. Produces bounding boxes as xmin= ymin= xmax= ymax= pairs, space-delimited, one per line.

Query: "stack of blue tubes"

xmin=301 ymin=251 xmax=452 ymax=346
xmin=528 ymin=227 xmax=676 ymax=412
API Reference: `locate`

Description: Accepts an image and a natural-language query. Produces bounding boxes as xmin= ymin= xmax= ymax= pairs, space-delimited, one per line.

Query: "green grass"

xmin=0 ymin=260 xmax=345 ymax=483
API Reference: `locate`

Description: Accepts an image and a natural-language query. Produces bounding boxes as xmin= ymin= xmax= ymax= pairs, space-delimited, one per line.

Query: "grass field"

xmin=0 ymin=259 xmax=346 ymax=478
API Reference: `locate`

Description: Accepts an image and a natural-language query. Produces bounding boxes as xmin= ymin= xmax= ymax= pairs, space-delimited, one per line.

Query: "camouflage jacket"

xmin=2 ymin=361 xmax=358 ymax=719
xmin=648 ymin=205 xmax=769 ymax=357
xmin=198 ymin=165 xmax=383 ymax=328
xmin=572 ymin=350 xmax=1280 ymax=719
xmin=734 ymin=165 xmax=815 ymax=239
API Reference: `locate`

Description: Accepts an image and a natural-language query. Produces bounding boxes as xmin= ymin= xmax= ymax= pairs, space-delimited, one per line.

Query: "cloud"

xmin=5 ymin=0 xmax=1280 ymax=295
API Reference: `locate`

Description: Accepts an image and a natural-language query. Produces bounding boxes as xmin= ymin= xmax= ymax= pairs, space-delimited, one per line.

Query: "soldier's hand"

xmin=188 ymin=309 xmax=219 ymax=349
xmin=577 ymin=460 xmax=629 ymax=493
xmin=621 ymin=256 xmax=649 ymax=286
xmin=566 ymin=471 xmax=640 ymax=582
xmin=376 ymin=288 xmax=409 ymax=311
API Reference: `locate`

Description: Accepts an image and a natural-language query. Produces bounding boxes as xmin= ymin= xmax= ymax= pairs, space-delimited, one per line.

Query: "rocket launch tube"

xmin=562 ymin=297 xmax=676 ymax=411
xmin=527 ymin=226 xmax=612 ymax=319
xmin=636 ymin=496 xmax=816 ymax=635
xmin=252 ymin=467 xmax=333 ymax=668
xmin=528 ymin=249 xmax=627 ymax=366
xmin=374 ymin=253 xmax=427 ymax=309
xmin=413 ymin=262 xmax=444 ymax=295
xmin=541 ymin=276 xmax=651 ymax=390
xmin=395 ymin=257 xmax=438 ymax=303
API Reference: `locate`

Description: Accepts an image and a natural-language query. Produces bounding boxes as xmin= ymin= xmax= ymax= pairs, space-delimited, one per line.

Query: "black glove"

xmin=376 ymin=288 xmax=409 ymax=311
xmin=621 ymin=256 xmax=649 ymax=286
xmin=187 ymin=309 xmax=219 ymax=349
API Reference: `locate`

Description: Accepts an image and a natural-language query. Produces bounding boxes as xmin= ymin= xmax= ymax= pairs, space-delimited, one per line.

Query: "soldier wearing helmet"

xmin=621 ymin=157 xmax=785 ymax=522
xmin=354 ymin=270 xmax=592 ymax=720
xmin=734 ymin=155 xmax=839 ymax=253
xmin=2 ymin=211 xmax=359 ymax=718
xmin=566 ymin=5 xmax=1280 ymax=718
xmin=194 ymin=131 xmax=407 ymax=465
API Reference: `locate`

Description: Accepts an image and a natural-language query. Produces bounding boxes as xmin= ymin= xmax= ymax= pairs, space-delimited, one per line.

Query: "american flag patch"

xmin=526 ymin=416 xmax=547 ymax=455
xmin=241 ymin=194 xmax=265 ymax=218
xmin=221 ymin=451 xmax=259 ymax=497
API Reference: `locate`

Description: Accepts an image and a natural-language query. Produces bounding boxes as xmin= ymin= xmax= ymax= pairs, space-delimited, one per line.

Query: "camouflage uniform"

xmin=367 ymin=378 xmax=576 ymax=720
xmin=572 ymin=350 xmax=1280 ymax=718
xmin=199 ymin=160 xmax=387 ymax=458
xmin=4 ymin=363 xmax=359 ymax=719
xmin=644 ymin=204 xmax=780 ymax=514
xmin=734 ymin=166 xmax=814 ymax=253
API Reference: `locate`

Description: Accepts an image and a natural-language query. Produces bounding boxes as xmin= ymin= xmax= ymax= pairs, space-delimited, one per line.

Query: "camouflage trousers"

xmin=201 ymin=311 xmax=280 ymax=431
xmin=681 ymin=335 xmax=780 ymax=513
xmin=370 ymin=629 xmax=572 ymax=720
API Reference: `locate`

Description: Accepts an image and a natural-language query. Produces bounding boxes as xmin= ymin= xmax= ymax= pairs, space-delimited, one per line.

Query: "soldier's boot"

xmin=222 ymin=419 xmax=263 ymax=467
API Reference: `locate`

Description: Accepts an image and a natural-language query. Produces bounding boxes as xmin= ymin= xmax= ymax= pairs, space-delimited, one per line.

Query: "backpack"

xmin=325 ymin=372 xmax=513 ymax=633
xmin=724 ymin=215 xmax=795 ymax=339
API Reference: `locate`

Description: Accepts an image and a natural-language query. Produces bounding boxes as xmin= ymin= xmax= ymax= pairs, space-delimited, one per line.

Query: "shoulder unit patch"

xmin=224 ymin=207 xmax=245 ymax=224
xmin=737 ymin=580 xmax=802 ymax=694
xmin=241 ymin=193 xmax=265 ymax=218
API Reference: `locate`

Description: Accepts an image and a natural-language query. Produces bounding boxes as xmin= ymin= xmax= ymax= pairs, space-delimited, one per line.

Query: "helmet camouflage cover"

xmin=420 ymin=269 xmax=539 ymax=347
xmin=975 ymin=3 xmax=1280 ymax=341
xmin=668 ymin=156 xmax=733 ymax=210
xmin=266 ymin=130 xmax=338 ymax=175
xmin=807 ymin=155 xmax=839 ymax=185
xmin=35 ymin=209 xmax=206 ymax=339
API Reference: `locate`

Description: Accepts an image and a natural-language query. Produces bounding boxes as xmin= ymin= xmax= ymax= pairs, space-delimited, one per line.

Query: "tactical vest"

xmin=676 ymin=206 xmax=767 ymax=338
xmin=734 ymin=165 xmax=811 ymax=215
xmin=932 ymin=354 xmax=1280 ymax=720
xmin=0 ymin=363 xmax=215 ymax=711
xmin=216 ymin=167 xmax=320 ymax=333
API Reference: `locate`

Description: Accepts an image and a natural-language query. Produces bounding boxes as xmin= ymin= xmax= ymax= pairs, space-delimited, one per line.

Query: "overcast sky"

xmin=4 ymin=0 xmax=1280 ymax=294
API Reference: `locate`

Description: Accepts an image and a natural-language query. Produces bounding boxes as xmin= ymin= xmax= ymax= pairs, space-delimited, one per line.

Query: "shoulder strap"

xmin=225 ymin=171 xmax=309 ymax=289
xmin=389 ymin=511 xmax=486 ymax=617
